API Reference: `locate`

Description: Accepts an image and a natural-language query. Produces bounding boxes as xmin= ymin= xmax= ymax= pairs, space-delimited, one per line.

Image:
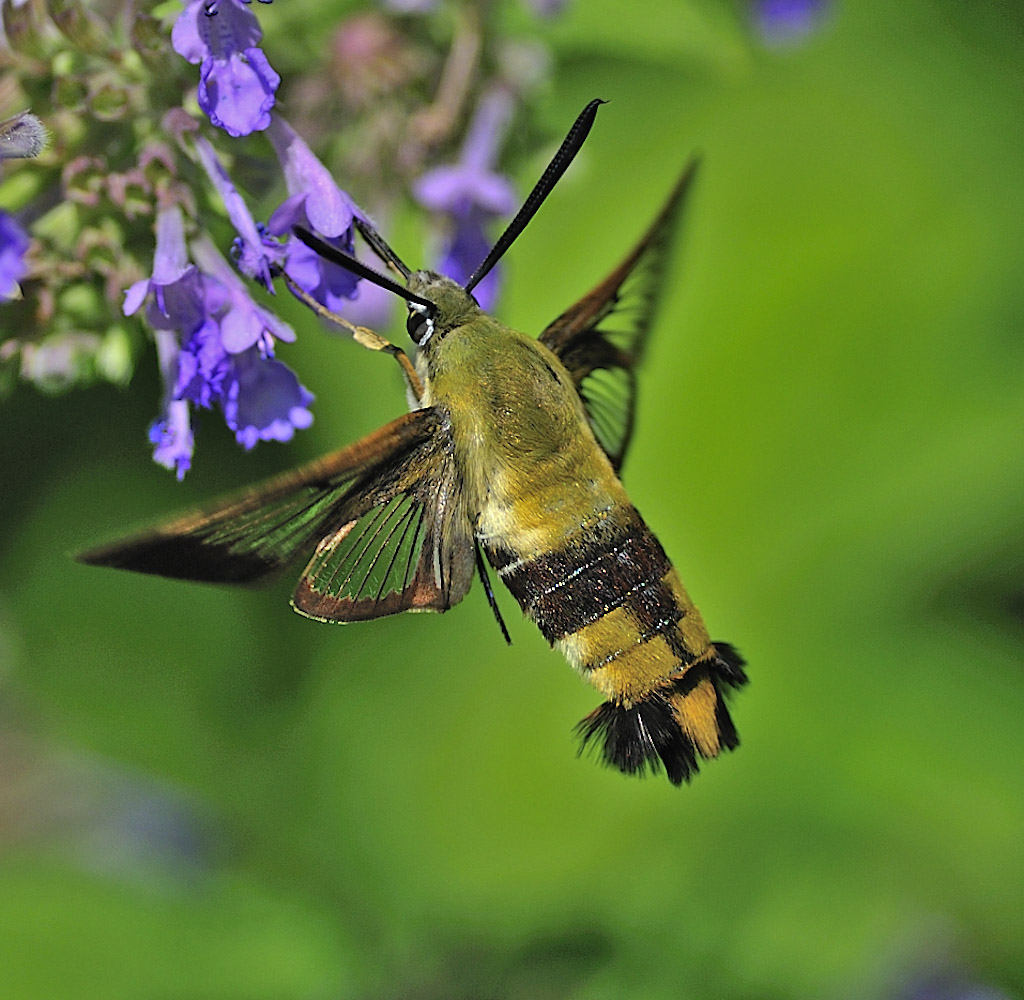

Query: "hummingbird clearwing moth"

xmin=79 ymin=101 xmax=747 ymax=785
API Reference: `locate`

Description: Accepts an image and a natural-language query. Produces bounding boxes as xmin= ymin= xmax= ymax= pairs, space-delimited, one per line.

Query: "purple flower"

xmin=148 ymin=329 xmax=196 ymax=479
xmin=172 ymin=311 xmax=313 ymax=452
xmin=149 ymin=397 xmax=195 ymax=480
xmin=266 ymin=118 xmax=361 ymax=312
xmin=224 ymin=350 xmax=313 ymax=449
xmin=414 ymin=89 xmax=517 ymax=311
xmin=172 ymin=0 xmax=280 ymax=137
xmin=0 ymin=210 xmax=30 ymax=301
xmin=268 ymin=194 xmax=359 ymax=313
xmin=127 ymin=211 xmax=206 ymax=477
xmin=127 ymin=209 xmax=312 ymax=475
xmin=189 ymin=236 xmax=311 ymax=451
xmin=174 ymin=316 xmax=228 ymax=408
xmin=191 ymin=233 xmax=293 ymax=354
xmin=123 ymin=205 xmax=206 ymax=336
xmin=268 ymin=118 xmax=356 ymax=236
xmin=753 ymin=0 xmax=828 ymax=46
xmin=435 ymin=205 xmax=498 ymax=309
xmin=193 ymin=135 xmax=283 ymax=288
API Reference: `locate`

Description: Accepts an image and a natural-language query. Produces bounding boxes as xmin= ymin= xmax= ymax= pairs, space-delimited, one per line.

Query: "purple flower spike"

xmin=414 ymin=89 xmax=517 ymax=309
xmin=266 ymin=119 xmax=362 ymax=313
xmin=168 ymin=280 xmax=313 ymax=455
xmin=414 ymin=90 xmax=517 ymax=218
xmin=172 ymin=0 xmax=280 ymax=137
xmin=0 ymin=210 xmax=30 ymax=301
xmin=129 ymin=219 xmax=310 ymax=476
xmin=128 ymin=217 xmax=208 ymax=477
xmin=185 ymin=236 xmax=311 ymax=452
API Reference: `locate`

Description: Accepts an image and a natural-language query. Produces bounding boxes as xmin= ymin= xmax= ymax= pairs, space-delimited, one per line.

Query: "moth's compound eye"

xmin=406 ymin=305 xmax=434 ymax=346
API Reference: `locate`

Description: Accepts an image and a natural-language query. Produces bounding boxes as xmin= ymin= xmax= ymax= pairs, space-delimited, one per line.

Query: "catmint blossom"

xmin=188 ymin=236 xmax=312 ymax=451
xmin=169 ymin=307 xmax=313 ymax=454
xmin=223 ymin=349 xmax=314 ymax=449
xmin=266 ymin=117 xmax=361 ymax=313
xmin=124 ymin=206 xmax=208 ymax=477
xmin=0 ymin=210 xmax=30 ymax=301
xmin=123 ymin=205 xmax=206 ymax=335
xmin=193 ymin=134 xmax=283 ymax=287
xmin=414 ymin=89 xmax=517 ymax=311
xmin=149 ymin=334 xmax=196 ymax=481
xmin=172 ymin=0 xmax=280 ymax=137
xmin=127 ymin=206 xmax=312 ymax=475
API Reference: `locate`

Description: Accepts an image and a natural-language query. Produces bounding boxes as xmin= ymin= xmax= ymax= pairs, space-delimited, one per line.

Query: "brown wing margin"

xmin=76 ymin=409 xmax=445 ymax=586
xmin=539 ymin=159 xmax=700 ymax=471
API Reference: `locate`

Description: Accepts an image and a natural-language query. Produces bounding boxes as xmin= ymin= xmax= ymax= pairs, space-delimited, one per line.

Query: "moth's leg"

xmin=282 ymin=274 xmax=425 ymax=403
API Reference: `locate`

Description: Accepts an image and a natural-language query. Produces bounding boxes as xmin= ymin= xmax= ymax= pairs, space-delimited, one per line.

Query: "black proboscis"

xmin=292 ymin=226 xmax=436 ymax=314
xmin=354 ymin=217 xmax=412 ymax=279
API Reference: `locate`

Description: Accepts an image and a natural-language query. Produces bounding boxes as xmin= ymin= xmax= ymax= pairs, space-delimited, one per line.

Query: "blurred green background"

xmin=2 ymin=1 xmax=1022 ymax=997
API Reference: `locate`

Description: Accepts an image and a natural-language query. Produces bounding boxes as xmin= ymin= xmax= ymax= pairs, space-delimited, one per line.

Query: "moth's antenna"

xmin=464 ymin=98 xmax=606 ymax=294
xmin=293 ymin=226 xmax=436 ymax=314
xmin=354 ymin=217 xmax=411 ymax=280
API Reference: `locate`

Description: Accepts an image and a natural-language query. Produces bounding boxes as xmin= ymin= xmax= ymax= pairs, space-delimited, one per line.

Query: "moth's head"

xmin=402 ymin=271 xmax=481 ymax=348
xmin=291 ymin=100 xmax=605 ymax=350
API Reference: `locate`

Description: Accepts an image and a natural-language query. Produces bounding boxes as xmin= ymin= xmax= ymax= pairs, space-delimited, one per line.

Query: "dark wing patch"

xmin=539 ymin=159 xmax=700 ymax=471
xmin=76 ymin=409 xmax=444 ymax=587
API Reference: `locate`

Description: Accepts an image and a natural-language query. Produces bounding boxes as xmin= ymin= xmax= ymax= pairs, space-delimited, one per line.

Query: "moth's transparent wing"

xmin=75 ymin=409 xmax=466 ymax=610
xmin=291 ymin=412 xmax=475 ymax=621
xmin=539 ymin=160 xmax=699 ymax=471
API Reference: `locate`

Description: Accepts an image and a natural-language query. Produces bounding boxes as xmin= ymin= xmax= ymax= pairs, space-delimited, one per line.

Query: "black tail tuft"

xmin=711 ymin=641 xmax=748 ymax=689
xmin=576 ymin=692 xmax=699 ymax=786
xmin=575 ymin=643 xmax=748 ymax=786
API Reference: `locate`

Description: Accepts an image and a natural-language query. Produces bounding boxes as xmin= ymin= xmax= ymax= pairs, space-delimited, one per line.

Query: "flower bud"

xmin=1 ymin=0 xmax=47 ymax=59
xmin=88 ymin=76 xmax=136 ymax=123
xmin=45 ymin=0 xmax=114 ymax=58
xmin=62 ymin=156 xmax=106 ymax=208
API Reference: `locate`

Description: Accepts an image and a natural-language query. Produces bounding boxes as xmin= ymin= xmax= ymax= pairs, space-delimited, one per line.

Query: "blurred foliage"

xmin=1 ymin=0 xmax=1022 ymax=998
